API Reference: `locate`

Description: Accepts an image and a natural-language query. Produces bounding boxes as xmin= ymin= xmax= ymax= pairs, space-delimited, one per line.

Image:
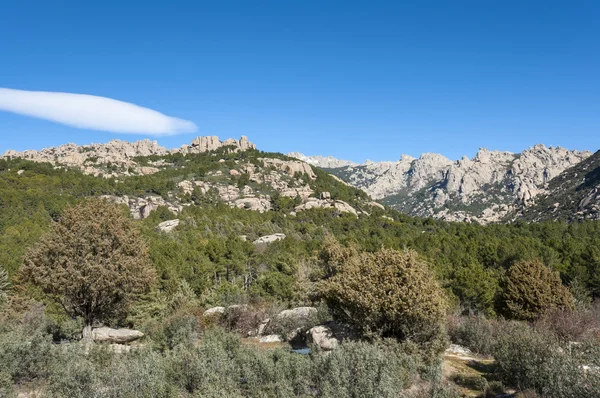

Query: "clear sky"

xmin=1 ymin=0 xmax=598 ymax=162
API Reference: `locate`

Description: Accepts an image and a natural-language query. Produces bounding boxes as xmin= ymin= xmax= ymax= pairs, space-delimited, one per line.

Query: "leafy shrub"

xmin=313 ymin=339 xmax=421 ymax=397
xmin=319 ymin=240 xmax=448 ymax=353
xmin=0 ymin=366 xmax=16 ymax=398
xmin=161 ymin=313 xmax=200 ymax=349
xmin=502 ymin=259 xmax=574 ymax=321
xmin=450 ymin=316 xmax=505 ymax=356
xmin=491 ymin=323 xmax=599 ymax=397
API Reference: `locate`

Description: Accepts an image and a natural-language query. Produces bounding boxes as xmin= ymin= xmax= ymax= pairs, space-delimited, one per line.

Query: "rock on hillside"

xmin=516 ymin=150 xmax=600 ymax=222
xmin=325 ymin=145 xmax=591 ymax=223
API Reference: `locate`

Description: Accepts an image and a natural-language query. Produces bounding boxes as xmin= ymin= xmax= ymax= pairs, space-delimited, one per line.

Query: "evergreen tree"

xmin=502 ymin=259 xmax=574 ymax=321
xmin=20 ymin=199 xmax=156 ymax=341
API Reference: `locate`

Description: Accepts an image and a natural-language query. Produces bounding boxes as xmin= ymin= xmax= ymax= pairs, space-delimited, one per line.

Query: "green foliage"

xmin=319 ymin=239 xmax=448 ymax=353
xmin=492 ymin=323 xmax=599 ymax=397
xmin=2 ymin=155 xmax=600 ymax=316
xmin=502 ymin=259 xmax=574 ymax=320
xmin=19 ymin=199 xmax=157 ymax=334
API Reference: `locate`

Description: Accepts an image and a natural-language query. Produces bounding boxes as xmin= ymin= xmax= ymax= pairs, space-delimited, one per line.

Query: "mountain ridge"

xmin=3 ymin=137 xmax=596 ymax=223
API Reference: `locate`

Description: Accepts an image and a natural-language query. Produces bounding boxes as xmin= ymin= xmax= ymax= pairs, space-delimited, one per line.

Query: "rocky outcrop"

xmin=287 ymin=152 xmax=358 ymax=168
xmin=92 ymin=327 xmax=144 ymax=344
xmin=261 ymin=158 xmax=316 ymax=180
xmin=183 ymin=135 xmax=255 ymax=154
xmin=294 ymin=198 xmax=358 ymax=216
xmin=157 ymin=219 xmax=180 ymax=233
xmin=327 ymin=145 xmax=591 ymax=223
xmin=2 ymin=136 xmax=256 ymax=177
xmin=259 ymin=335 xmax=283 ymax=343
xmin=233 ymin=197 xmax=272 ymax=212
xmin=253 ymin=233 xmax=286 ymax=245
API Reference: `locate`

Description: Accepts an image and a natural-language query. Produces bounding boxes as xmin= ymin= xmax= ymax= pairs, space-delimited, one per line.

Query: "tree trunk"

xmin=82 ymin=323 xmax=94 ymax=343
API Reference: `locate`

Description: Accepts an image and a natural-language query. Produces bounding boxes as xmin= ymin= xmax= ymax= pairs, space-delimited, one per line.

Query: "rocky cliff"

xmin=323 ymin=145 xmax=591 ymax=223
xmin=2 ymin=136 xmax=255 ymax=178
xmin=516 ymin=150 xmax=600 ymax=222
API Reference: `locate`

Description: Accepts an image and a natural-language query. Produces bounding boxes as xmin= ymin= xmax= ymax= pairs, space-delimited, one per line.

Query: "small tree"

xmin=20 ymin=199 xmax=156 ymax=341
xmin=502 ymin=259 xmax=574 ymax=321
xmin=318 ymin=239 xmax=448 ymax=353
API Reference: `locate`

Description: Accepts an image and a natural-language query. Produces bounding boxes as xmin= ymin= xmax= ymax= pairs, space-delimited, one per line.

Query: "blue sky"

xmin=1 ymin=1 xmax=598 ymax=162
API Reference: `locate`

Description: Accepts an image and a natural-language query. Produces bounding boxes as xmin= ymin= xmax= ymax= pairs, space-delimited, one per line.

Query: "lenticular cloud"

xmin=0 ymin=87 xmax=197 ymax=136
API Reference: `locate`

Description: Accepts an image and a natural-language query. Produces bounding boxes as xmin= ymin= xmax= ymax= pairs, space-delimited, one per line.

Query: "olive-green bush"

xmin=319 ymin=240 xmax=448 ymax=354
xmin=502 ymin=259 xmax=574 ymax=321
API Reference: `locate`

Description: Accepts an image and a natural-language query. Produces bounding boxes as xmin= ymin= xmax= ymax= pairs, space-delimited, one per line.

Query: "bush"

xmin=534 ymin=308 xmax=598 ymax=343
xmin=319 ymin=240 xmax=448 ymax=353
xmin=0 ymin=366 xmax=16 ymax=398
xmin=313 ymin=339 xmax=424 ymax=397
xmin=502 ymin=259 xmax=574 ymax=321
xmin=491 ymin=323 xmax=599 ymax=397
xmin=450 ymin=316 xmax=502 ymax=356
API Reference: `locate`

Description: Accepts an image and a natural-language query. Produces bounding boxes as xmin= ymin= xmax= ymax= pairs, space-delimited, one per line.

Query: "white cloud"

xmin=0 ymin=87 xmax=197 ymax=136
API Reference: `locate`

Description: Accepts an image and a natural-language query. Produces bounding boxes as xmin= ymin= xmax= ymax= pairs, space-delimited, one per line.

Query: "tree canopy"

xmin=19 ymin=199 xmax=156 ymax=338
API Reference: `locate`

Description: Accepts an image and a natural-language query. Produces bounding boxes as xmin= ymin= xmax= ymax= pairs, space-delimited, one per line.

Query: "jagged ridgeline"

xmin=518 ymin=150 xmax=600 ymax=222
xmin=293 ymin=145 xmax=592 ymax=223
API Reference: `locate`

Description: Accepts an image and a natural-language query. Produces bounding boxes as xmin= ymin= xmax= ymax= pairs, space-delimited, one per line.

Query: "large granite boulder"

xmin=306 ymin=325 xmax=339 ymax=351
xmin=253 ymin=233 xmax=286 ymax=245
xmin=92 ymin=327 xmax=144 ymax=344
xmin=157 ymin=219 xmax=180 ymax=233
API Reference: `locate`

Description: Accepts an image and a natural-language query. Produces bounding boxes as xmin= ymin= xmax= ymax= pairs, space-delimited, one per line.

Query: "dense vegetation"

xmin=2 ymin=151 xmax=600 ymax=396
xmin=2 ymin=155 xmax=600 ymax=315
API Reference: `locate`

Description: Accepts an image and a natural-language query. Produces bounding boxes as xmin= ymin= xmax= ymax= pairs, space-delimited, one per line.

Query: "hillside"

xmin=516 ymin=150 xmax=600 ymax=222
xmin=292 ymin=145 xmax=592 ymax=223
xmin=2 ymin=136 xmax=373 ymax=222
xmin=3 ymin=136 xmax=600 ymax=397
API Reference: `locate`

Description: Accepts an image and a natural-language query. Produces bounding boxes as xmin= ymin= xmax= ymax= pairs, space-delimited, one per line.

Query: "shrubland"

xmin=1 ymin=151 xmax=600 ymax=396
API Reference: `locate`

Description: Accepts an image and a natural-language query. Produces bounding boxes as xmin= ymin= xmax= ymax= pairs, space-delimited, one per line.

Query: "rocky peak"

xmin=287 ymin=152 xmax=357 ymax=168
xmin=2 ymin=135 xmax=257 ymax=177
xmin=326 ymin=144 xmax=592 ymax=223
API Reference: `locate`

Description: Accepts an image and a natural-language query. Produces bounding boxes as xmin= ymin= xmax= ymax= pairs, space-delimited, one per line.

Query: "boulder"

xmin=306 ymin=325 xmax=339 ymax=351
xmin=203 ymin=307 xmax=226 ymax=317
xmin=92 ymin=327 xmax=144 ymax=344
xmin=257 ymin=318 xmax=270 ymax=336
xmin=233 ymin=197 xmax=271 ymax=212
xmin=277 ymin=307 xmax=317 ymax=321
xmin=253 ymin=233 xmax=286 ymax=245
xmin=157 ymin=219 xmax=180 ymax=233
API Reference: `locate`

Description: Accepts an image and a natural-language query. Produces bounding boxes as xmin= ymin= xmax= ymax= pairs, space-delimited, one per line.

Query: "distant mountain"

xmin=516 ymin=150 xmax=600 ymax=222
xmin=4 ymin=137 xmax=595 ymax=224
xmin=321 ymin=145 xmax=592 ymax=223
xmin=2 ymin=136 xmax=376 ymax=221
xmin=287 ymin=152 xmax=358 ymax=168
